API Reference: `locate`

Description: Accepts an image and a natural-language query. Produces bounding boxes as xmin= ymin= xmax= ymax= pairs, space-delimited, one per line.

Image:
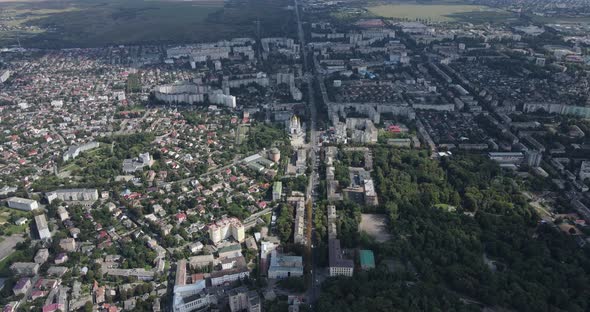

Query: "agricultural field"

xmin=366 ymin=3 xmax=508 ymax=22
xmin=0 ymin=0 xmax=296 ymax=48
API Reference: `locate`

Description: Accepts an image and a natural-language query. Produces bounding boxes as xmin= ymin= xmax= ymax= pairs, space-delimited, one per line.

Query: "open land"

xmin=359 ymin=213 xmax=391 ymax=243
xmin=366 ymin=3 xmax=507 ymax=22
xmin=0 ymin=234 xmax=25 ymax=262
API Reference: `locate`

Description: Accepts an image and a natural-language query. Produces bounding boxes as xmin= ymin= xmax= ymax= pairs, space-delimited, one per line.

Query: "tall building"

xmin=208 ymin=217 xmax=245 ymax=244
xmin=329 ymin=239 xmax=354 ymax=277
xmin=35 ymin=214 xmax=51 ymax=240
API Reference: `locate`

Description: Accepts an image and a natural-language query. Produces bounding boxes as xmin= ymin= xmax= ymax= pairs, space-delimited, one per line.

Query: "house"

xmin=34 ymin=249 xmax=50 ymax=264
xmin=57 ymin=206 xmax=69 ymax=221
xmin=12 ymin=278 xmax=31 ymax=296
xmin=10 ymin=262 xmax=39 ymax=276
xmin=59 ymin=238 xmax=77 ymax=252
xmin=176 ymin=212 xmax=187 ymax=223
xmin=188 ymin=242 xmax=204 ymax=254
xmin=54 ymin=253 xmax=68 ymax=265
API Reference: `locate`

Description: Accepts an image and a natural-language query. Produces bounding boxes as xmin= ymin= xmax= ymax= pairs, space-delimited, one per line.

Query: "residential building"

xmin=6 ymin=197 xmax=39 ymax=211
xmin=207 ymin=217 xmax=245 ymax=244
xmin=12 ymin=278 xmax=31 ymax=296
xmin=10 ymin=262 xmax=39 ymax=276
xmin=488 ymin=152 xmax=524 ymax=165
xmin=364 ymin=179 xmax=378 ymax=206
xmin=59 ymin=238 xmax=77 ymax=252
xmin=0 ymin=70 xmax=10 ymax=83
xmin=46 ymin=189 xmax=99 ymax=203
xmin=293 ymin=198 xmax=305 ymax=244
xmin=57 ymin=206 xmax=69 ymax=221
xmin=34 ymin=249 xmax=49 ymax=264
xmin=35 ymin=214 xmax=51 ymax=240
xmin=102 ymin=268 xmax=155 ymax=280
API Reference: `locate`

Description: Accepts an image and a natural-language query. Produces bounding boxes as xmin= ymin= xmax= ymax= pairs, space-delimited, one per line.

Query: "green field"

xmin=0 ymin=0 xmax=296 ymax=48
xmin=367 ymin=3 xmax=507 ymax=22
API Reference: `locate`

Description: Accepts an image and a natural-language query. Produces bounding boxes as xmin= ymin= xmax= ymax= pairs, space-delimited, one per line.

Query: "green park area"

xmin=0 ymin=0 xmax=295 ymax=48
xmin=316 ymin=149 xmax=590 ymax=311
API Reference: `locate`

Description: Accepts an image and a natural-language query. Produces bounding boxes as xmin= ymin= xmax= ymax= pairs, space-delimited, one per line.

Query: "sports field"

xmin=367 ymin=3 xmax=502 ymax=22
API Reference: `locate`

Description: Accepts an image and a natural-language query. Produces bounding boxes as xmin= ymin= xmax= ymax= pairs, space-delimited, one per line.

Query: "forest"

xmin=317 ymin=148 xmax=590 ymax=312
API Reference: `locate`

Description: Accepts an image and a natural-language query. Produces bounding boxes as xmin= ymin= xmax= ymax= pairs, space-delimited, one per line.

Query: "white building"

xmin=0 ymin=70 xmax=10 ymax=83
xmin=207 ymin=217 xmax=245 ymax=244
xmin=35 ymin=214 xmax=51 ymax=240
xmin=46 ymin=189 xmax=99 ymax=203
xmin=122 ymin=153 xmax=152 ymax=173
xmin=62 ymin=142 xmax=100 ymax=162
xmin=7 ymin=197 xmax=39 ymax=211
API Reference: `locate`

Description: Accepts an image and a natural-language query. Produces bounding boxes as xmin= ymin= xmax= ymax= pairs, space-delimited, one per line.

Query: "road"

xmin=0 ymin=234 xmax=25 ymax=262
xmin=293 ymin=0 xmax=322 ymax=305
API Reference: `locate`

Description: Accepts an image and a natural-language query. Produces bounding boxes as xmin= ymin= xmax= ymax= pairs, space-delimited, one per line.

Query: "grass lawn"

xmin=0 ymin=207 xmax=29 ymax=235
xmin=366 ymin=3 xmax=505 ymax=22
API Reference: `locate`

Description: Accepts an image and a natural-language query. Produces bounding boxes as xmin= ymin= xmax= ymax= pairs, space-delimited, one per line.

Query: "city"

xmin=0 ymin=0 xmax=590 ymax=311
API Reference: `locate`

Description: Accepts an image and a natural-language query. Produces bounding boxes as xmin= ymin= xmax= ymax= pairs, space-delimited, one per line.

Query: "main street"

xmin=294 ymin=0 xmax=322 ymax=305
